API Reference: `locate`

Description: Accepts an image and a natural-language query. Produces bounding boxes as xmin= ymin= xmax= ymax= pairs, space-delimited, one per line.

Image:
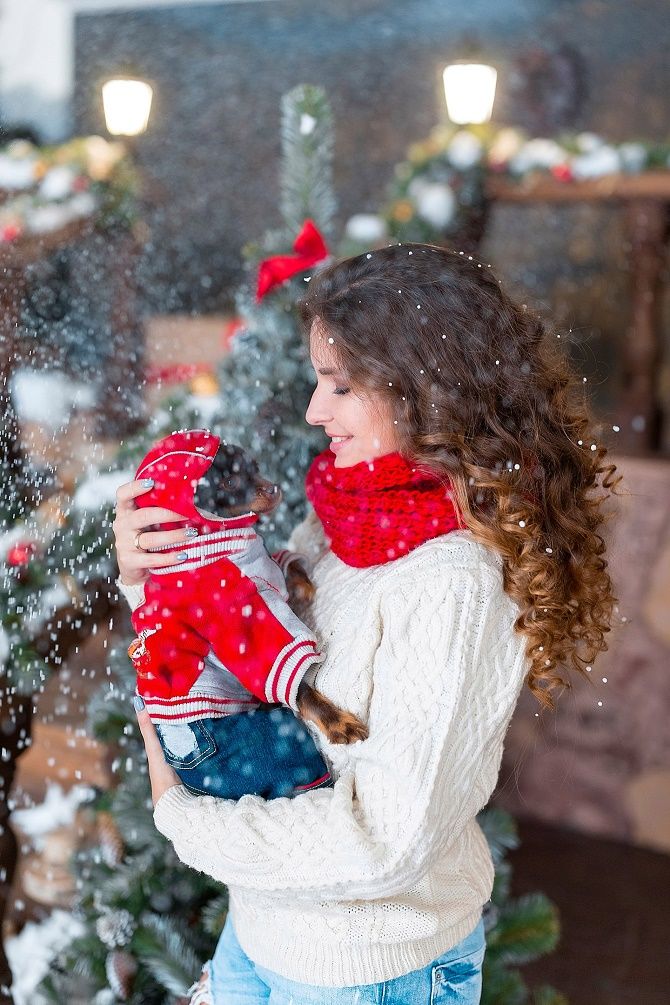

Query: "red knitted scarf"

xmin=304 ymin=448 xmax=464 ymax=568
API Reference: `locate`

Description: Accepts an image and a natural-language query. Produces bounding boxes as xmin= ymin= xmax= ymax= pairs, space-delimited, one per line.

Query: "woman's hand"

xmin=113 ymin=479 xmax=196 ymax=587
xmin=134 ymin=698 xmax=181 ymax=806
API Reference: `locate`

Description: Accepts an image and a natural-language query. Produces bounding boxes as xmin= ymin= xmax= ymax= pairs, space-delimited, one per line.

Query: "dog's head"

xmin=194 ymin=442 xmax=282 ymax=519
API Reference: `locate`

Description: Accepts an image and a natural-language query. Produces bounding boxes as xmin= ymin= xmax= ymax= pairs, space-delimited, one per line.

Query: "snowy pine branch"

xmin=280 ymin=84 xmax=337 ymax=238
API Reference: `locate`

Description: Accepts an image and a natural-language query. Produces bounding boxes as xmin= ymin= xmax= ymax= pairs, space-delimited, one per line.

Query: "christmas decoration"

xmin=345 ymin=123 xmax=670 ymax=252
xmin=0 ymin=135 xmax=140 ymax=241
xmin=256 ymin=218 xmax=329 ymax=301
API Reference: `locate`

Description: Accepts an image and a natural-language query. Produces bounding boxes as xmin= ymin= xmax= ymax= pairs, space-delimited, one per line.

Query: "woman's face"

xmin=305 ymin=320 xmax=400 ymax=468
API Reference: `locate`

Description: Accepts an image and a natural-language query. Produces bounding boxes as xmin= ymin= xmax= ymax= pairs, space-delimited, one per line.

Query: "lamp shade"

xmin=102 ymin=78 xmax=153 ymax=136
xmin=442 ymin=62 xmax=497 ymax=124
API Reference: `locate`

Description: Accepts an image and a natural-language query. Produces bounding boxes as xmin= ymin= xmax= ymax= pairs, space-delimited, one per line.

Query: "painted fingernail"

xmin=141 ymin=478 xmax=154 ymax=488
xmin=184 ymin=527 xmax=198 ymax=538
xmin=176 ymin=552 xmax=188 ymax=562
xmin=133 ymin=695 xmax=145 ymax=711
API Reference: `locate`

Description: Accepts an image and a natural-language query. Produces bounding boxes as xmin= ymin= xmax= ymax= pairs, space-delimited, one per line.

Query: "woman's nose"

xmin=305 ymin=387 xmax=331 ymax=427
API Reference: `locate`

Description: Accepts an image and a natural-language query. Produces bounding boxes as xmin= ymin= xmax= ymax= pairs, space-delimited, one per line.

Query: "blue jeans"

xmin=155 ymin=705 xmax=333 ymax=800
xmin=205 ymin=913 xmax=486 ymax=1003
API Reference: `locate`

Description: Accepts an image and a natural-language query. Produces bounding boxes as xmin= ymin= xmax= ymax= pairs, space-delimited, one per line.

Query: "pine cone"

xmin=105 ymin=949 xmax=137 ymax=1000
xmin=98 ymin=810 xmax=125 ymax=867
xmin=96 ymin=908 xmax=136 ymax=949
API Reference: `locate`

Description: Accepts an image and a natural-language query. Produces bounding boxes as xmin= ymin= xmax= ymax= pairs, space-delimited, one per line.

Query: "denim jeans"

xmin=204 ymin=913 xmax=486 ymax=1004
xmin=155 ymin=705 xmax=333 ymax=800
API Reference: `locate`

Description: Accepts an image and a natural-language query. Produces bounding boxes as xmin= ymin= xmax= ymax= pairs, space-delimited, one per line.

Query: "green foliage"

xmin=280 ymin=83 xmax=337 ymax=240
xmin=133 ymin=913 xmax=203 ymax=996
xmin=203 ymin=84 xmax=337 ymax=551
xmin=478 ymin=808 xmax=566 ymax=1003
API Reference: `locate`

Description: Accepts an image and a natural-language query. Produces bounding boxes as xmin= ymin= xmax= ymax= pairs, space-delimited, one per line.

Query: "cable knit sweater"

xmin=117 ymin=505 xmax=530 ymax=987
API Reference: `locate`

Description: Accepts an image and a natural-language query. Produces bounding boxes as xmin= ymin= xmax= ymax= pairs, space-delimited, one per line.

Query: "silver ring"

xmin=134 ymin=532 xmax=144 ymax=551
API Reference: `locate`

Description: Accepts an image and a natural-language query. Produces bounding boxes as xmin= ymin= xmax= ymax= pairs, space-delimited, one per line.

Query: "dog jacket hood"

xmin=133 ymin=428 xmax=259 ymax=536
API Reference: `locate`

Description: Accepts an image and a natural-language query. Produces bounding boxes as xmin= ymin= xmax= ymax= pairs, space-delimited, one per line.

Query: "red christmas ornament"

xmin=256 ymin=219 xmax=329 ymax=302
xmin=1 ymin=223 xmax=22 ymax=243
xmin=6 ymin=541 xmax=36 ymax=567
xmin=551 ymin=163 xmax=574 ymax=183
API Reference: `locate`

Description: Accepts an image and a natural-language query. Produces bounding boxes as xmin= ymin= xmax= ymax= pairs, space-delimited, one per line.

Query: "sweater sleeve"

xmin=152 ymin=564 xmax=526 ymax=902
xmin=116 ymin=578 xmax=146 ymax=612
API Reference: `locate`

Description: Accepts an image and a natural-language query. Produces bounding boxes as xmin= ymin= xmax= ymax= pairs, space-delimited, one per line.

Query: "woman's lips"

xmin=330 ymin=436 xmax=352 ymax=454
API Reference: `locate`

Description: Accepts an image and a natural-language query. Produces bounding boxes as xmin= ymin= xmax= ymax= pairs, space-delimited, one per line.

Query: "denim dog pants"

xmin=155 ymin=704 xmax=333 ymax=800
xmin=189 ymin=912 xmax=486 ymax=1004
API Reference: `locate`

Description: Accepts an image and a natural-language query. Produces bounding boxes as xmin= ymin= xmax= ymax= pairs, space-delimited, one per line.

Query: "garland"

xmin=343 ymin=123 xmax=670 ymax=246
xmin=0 ymin=135 xmax=140 ymax=241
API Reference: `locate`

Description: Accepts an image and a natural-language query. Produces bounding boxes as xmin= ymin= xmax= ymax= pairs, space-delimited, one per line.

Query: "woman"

xmin=113 ymin=244 xmax=620 ymax=1004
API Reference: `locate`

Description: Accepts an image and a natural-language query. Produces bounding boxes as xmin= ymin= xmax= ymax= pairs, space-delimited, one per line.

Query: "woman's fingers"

xmin=134 ymin=527 xmax=199 ymax=552
xmin=126 ymin=549 xmax=194 ymax=569
xmin=127 ymin=506 xmax=189 ymax=529
xmin=134 ymin=701 xmax=181 ymax=805
xmin=115 ymin=478 xmax=156 ymax=509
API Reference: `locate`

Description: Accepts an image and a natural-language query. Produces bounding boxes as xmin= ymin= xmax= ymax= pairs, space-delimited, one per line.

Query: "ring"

xmin=134 ymin=532 xmax=144 ymax=551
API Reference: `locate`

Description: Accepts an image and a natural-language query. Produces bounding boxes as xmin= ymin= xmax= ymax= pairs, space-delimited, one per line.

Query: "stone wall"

xmin=493 ymin=455 xmax=670 ymax=853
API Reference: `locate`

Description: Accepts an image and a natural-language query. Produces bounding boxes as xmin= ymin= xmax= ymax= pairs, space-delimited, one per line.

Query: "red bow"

xmin=256 ymin=219 xmax=329 ymax=302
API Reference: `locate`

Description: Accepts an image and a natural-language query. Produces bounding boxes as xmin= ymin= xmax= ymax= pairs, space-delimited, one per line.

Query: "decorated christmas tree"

xmin=38 ymin=82 xmax=340 ymax=1003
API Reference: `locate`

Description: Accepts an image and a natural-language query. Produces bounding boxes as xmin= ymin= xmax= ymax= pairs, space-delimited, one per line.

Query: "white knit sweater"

xmin=117 ymin=506 xmax=530 ymax=987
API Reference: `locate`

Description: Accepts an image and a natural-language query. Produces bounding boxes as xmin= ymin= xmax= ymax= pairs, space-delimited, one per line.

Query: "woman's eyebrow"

xmin=310 ymin=359 xmax=343 ymax=376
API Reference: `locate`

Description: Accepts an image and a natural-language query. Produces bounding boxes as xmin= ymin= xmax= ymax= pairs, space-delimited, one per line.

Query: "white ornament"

xmin=300 ymin=113 xmax=317 ymax=135
xmin=344 ymin=213 xmax=388 ymax=242
xmin=575 ymin=132 xmax=604 ymax=153
xmin=571 ymin=145 xmax=620 ymax=179
xmin=447 ymin=130 xmax=484 ymax=170
xmin=39 ymin=166 xmax=76 ymax=201
xmin=69 ymin=191 xmax=98 ymax=219
xmin=509 ymin=138 xmax=565 ymax=173
xmin=410 ymin=180 xmax=456 ymax=229
xmin=0 ymin=154 xmax=36 ymax=190
xmin=618 ymin=142 xmax=647 ymax=173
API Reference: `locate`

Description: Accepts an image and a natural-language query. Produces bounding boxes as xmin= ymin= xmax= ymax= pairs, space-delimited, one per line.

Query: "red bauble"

xmin=6 ymin=541 xmax=36 ymax=567
xmin=1 ymin=223 xmax=22 ymax=243
xmin=551 ymin=163 xmax=574 ymax=183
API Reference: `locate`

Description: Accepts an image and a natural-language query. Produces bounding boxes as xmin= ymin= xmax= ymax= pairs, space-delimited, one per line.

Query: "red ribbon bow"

xmin=256 ymin=219 xmax=329 ymax=302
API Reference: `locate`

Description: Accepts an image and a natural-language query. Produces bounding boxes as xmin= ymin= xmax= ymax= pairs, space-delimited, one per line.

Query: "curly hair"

xmin=297 ymin=243 xmax=622 ymax=712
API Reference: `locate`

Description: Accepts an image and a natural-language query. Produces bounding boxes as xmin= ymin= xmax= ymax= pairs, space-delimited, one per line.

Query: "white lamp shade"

xmin=442 ymin=63 xmax=497 ymax=125
xmin=102 ymin=79 xmax=153 ymax=136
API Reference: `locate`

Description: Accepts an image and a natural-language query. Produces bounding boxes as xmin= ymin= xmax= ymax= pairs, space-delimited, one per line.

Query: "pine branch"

xmin=200 ymin=891 xmax=229 ymax=937
xmin=486 ymin=892 xmax=561 ymax=966
xmin=280 ymin=84 xmax=337 ymax=238
xmin=133 ymin=912 xmax=203 ymax=996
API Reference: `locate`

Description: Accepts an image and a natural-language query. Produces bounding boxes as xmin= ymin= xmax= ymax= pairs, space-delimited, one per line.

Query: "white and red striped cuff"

xmin=264 ymin=638 xmax=326 ymax=712
xmin=271 ymin=549 xmax=311 ymax=576
xmin=140 ymin=691 xmax=261 ymax=722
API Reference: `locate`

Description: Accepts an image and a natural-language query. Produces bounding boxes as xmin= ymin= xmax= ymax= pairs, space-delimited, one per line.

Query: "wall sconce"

xmin=442 ymin=62 xmax=497 ymax=124
xmin=102 ymin=77 xmax=153 ymax=136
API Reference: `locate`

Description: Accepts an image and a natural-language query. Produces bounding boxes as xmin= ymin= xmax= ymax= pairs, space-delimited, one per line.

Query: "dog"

xmin=192 ymin=441 xmax=368 ymax=745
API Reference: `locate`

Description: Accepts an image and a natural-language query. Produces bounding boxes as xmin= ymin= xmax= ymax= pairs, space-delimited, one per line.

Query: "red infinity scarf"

xmin=304 ymin=449 xmax=464 ymax=568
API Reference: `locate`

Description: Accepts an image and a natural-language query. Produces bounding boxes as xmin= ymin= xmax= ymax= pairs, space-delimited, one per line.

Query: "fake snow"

xmin=11 ymin=369 xmax=96 ymax=428
xmin=6 ymin=909 xmax=85 ymax=1005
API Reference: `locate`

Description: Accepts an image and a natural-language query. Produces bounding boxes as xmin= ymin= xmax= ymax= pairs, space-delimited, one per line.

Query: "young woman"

xmin=113 ymin=243 xmax=620 ymax=1004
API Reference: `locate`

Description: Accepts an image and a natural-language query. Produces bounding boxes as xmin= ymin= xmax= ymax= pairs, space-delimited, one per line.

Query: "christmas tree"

xmin=39 ymin=82 xmax=339 ymax=1003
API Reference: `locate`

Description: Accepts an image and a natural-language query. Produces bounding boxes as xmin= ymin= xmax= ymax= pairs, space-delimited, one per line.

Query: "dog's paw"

xmin=327 ymin=711 xmax=369 ymax=745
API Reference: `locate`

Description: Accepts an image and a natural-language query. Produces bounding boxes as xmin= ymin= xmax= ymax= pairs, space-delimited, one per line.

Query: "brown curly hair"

xmin=297 ymin=243 xmax=622 ymax=712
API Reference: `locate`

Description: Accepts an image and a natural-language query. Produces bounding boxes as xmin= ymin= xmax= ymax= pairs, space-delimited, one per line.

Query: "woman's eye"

xmin=334 ymin=386 xmax=350 ymax=396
